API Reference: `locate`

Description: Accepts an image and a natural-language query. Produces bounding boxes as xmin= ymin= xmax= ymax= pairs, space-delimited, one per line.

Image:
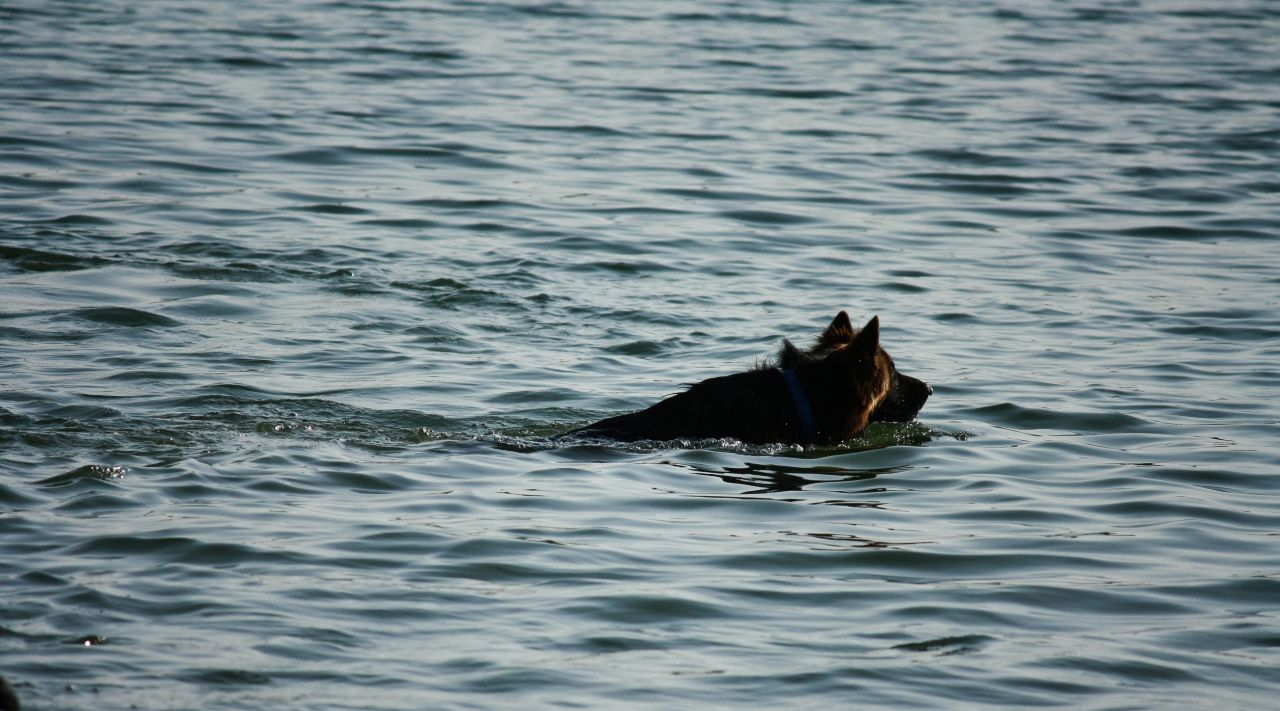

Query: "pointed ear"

xmin=778 ymin=339 xmax=804 ymax=367
xmin=817 ymin=310 xmax=856 ymax=349
xmin=851 ymin=315 xmax=880 ymax=358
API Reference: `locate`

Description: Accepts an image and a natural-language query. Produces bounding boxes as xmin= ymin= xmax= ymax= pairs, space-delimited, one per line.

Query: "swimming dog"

xmin=565 ymin=312 xmax=930 ymax=445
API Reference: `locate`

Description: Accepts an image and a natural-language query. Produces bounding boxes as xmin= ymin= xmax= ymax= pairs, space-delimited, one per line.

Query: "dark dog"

xmin=565 ymin=312 xmax=930 ymax=445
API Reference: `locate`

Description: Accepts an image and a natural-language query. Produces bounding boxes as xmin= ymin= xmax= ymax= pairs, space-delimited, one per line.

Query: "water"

xmin=2 ymin=1 xmax=1279 ymax=708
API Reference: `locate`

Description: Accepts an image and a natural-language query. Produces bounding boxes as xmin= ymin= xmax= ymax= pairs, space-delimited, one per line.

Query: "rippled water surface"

xmin=3 ymin=1 xmax=1279 ymax=708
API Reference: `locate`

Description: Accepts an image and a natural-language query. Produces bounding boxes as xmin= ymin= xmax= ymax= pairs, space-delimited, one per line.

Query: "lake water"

xmin=2 ymin=1 xmax=1279 ymax=708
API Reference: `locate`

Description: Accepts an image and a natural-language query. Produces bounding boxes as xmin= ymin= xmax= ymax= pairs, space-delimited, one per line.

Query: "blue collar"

xmin=777 ymin=368 xmax=818 ymax=443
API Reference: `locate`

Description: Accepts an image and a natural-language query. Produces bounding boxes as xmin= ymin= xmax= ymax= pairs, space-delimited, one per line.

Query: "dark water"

xmin=3 ymin=1 xmax=1279 ymax=708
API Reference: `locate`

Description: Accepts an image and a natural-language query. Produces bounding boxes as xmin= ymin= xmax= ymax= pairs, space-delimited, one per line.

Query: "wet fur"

xmin=564 ymin=312 xmax=930 ymax=445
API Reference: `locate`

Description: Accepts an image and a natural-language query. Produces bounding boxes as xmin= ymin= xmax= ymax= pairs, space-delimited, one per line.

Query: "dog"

xmin=563 ymin=312 xmax=930 ymax=445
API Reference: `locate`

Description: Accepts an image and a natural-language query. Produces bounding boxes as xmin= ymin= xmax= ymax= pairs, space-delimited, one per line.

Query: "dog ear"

xmin=778 ymin=339 xmax=804 ymax=367
xmin=851 ymin=315 xmax=880 ymax=359
xmin=817 ymin=310 xmax=856 ymax=349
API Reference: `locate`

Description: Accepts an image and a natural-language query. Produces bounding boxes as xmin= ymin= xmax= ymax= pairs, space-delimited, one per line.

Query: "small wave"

xmin=601 ymin=338 xmax=684 ymax=357
xmin=407 ymin=197 xmax=533 ymax=211
xmin=69 ymin=306 xmax=181 ymax=328
xmin=968 ymin=403 xmax=1153 ymax=434
xmin=68 ymin=534 xmax=302 ymax=567
xmin=390 ymin=278 xmax=528 ymax=311
xmin=519 ymin=123 xmax=630 ymax=137
xmin=912 ymin=147 xmax=1029 ymax=167
xmin=736 ymin=87 xmax=850 ymax=99
xmin=719 ymin=209 xmax=817 ymax=225
xmin=356 ymin=217 xmax=441 ymax=228
xmin=35 ymin=464 xmax=128 ymax=487
xmin=652 ymin=187 xmax=773 ymax=202
xmin=348 ymin=144 xmax=516 ymax=170
xmin=103 ymin=370 xmax=192 ymax=382
xmin=45 ymin=214 xmax=113 ymax=226
xmin=876 ymin=281 xmax=929 ymax=294
xmin=347 ymin=45 xmax=464 ymax=62
xmin=290 ymin=203 xmax=370 ymax=215
xmin=216 ymin=56 xmax=286 ymax=69
xmin=0 ymin=245 xmax=112 ymax=272
xmin=178 ymin=669 xmax=272 ymax=686
xmin=142 ymin=159 xmax=239 ymax=175
xmin=892 ymin=634 xmax=994 ymax=655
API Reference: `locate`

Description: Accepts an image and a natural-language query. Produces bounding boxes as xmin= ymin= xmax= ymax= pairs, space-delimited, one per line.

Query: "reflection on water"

xmin=670 ymin=458 xmax=901 ymax=496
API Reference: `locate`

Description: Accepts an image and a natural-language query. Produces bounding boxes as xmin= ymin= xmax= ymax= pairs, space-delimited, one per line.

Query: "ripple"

xmin=719 ymin=209 xmax=816 ymax=225
xmin=216 ymin=56 xmax=287 ymax=70
xmin=179 ymin=669 xmax=272 ymax=686
xmin=35 ymin=464 xmax=128 ymax=487
xmin=967 ymin=403 xmax=1155 ymax=434
xmin=892 ymin=634 xmax=995 ymax=654
xmin=68 ymin=306 xmax=181 ymax=328
xmin=911 ymin=148 xmax=1030 ymax=167
xmin=572 ymin=593 xmax=731 ymax=623
xmin=68 ymin=535 xmax=302 ymax=566
xmin=737 ymin=87 xmax=851 ymax=99
xmin=44 ymin=214 xmax=114 ymax=226
xmin=0 ymin=245 xmax=112 ymax=272
xmin=291 ymin=203 xmax=370 ymax=215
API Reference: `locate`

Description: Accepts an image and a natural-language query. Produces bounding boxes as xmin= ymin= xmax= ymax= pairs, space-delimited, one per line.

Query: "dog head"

xmin=777 ymin=311 xmax=931 ymax=424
